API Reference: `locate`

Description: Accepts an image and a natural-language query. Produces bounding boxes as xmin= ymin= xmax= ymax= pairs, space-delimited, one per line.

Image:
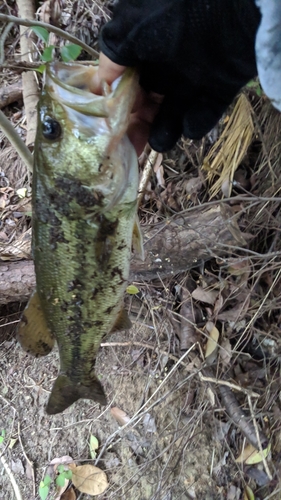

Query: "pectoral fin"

xmin=132 ymin=216 xmax=144 ymax=260
xmin=46 ymin=373 xmax=107 ymax=414
xmin=17 ymin=291 xmax=55 ymax=357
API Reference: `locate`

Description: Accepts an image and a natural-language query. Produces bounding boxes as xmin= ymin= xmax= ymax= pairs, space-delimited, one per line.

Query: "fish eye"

xmin=42 ymin=117 xmax=62 ymax=140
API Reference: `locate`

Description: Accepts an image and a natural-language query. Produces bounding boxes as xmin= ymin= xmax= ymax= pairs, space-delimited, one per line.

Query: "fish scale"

xmin=17 ymin=62 xmax=142 ymax=414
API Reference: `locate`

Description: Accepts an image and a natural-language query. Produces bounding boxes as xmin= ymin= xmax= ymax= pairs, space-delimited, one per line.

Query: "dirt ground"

xmin=1 ymin=1 xmax=281 ymax=500
xmin=1 ymin=318 xmax=225 ymax=500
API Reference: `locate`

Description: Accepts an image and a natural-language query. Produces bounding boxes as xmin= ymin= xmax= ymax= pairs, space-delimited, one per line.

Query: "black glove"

xmin=99 ymin=0 xmax=261 ymax=152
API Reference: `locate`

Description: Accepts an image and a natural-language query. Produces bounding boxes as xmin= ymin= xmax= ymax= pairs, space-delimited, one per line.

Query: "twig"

xmin=198 ymin=373 xmax=260 ymax=398
xmin=0 ymin=81 xmax=23 ymax=109
xmin=0 ymin=22 xmax=13 ymax=65
xmin=0 ymin=14 xmax=99 ymax=58
xmin=0 ymin=454 xmax=23 ymax=500
xmin=17 ymin=422 xmax=36 ymax=497
xmin=247 ymin=395 xmax=272 ymax=480
xmin=0 ymin=109 xmax=33 ymax=171
xmin=101 ymin=340 xmax=195 ymax=370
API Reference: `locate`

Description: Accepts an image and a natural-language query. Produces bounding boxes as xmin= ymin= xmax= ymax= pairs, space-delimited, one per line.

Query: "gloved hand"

xmin=99 ymin=0 xmax=261 ymax=152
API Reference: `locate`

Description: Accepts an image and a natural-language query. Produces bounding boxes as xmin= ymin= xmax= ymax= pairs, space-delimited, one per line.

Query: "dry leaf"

xmin=192 ymin=287 xmax=218 ymax=305
xmin=61 ymin=487 xmax=76 ymax=500
xmin=183 ymin=177 xmax=202 ymax=195
xmin=153 ymin=153 xmax=164 ymax=187
xmin=11 ymin=458 xmax=24 ymax=475
xmin=219 ymin=338 xmax=232 ymax=367
xmin=243 ymin=485 xmax=255 ymax=500
xmin=25 ymin=460 xmax=34 ymax=481
xmin=205 ymin=321 xmax=220 ymax=363
xmin=69 ymin=464 xmax=108 ymax=495
xmin=110 ymin=407 xmax=131 ymax=426
xmin=236 ymin=443 xmax=271 ymax=464
xmin=143 ymin=413 xmax=157 ymax=434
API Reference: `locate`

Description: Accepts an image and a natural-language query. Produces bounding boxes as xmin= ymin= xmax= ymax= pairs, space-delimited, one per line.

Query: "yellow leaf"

xmin=9 ymin=438 xmax=17 ymax=449
xmin=126 ymin=285 xmax=139 ymax=295
xmin=68 ymin=464 xmax=108 ymax=495
xmin=16 ymin=188 xmax=27 ymax=198
xmin=243 ymin=485 xmax=255 ymax=500
xmin=205 ymin=321 xmax=219 ymax=360
xmin=236 ymin=443 xmax=271 ymax=464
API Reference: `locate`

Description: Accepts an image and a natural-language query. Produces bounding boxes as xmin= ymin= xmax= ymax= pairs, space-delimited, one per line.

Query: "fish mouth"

xmin=44 ymin=62 xmax=138 ymax=208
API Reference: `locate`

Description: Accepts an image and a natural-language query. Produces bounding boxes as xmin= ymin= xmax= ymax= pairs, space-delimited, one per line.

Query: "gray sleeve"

xmin=255 ymin=0 xmax=281 ymax=111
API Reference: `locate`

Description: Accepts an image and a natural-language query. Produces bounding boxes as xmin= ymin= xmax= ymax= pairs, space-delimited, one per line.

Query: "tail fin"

xmin=46 ymin=373 xmax=107 ymax=414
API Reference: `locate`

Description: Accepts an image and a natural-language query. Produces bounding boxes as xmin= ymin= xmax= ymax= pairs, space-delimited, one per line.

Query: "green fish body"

xmin=17 ymin=62 xmax=141 ymax=414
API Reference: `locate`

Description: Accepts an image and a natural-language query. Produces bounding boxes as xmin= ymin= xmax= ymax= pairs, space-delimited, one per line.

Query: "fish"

xmin=17 ymin=61 xmax=142 ymax=414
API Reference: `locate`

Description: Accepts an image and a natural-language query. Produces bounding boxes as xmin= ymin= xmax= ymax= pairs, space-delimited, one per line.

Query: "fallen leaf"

xmin=153 ymin=153 xmax=164 ymax=187
xmin=243 ymin=485 xmax=255 ymax=500
xmin=192 ymin=287 xmax=218 ymax=305
xmin=246 ymin=467 xmax=270 ymax=487
xmin=89 ymin=435 xmax=99 ymax=460
xmin=69 ymin=464 xmax=108 ymax=495
xmin=227 ymin=485 xmax=241 ymax=500
xmin=25 ymin=460 xmax=34 ymax=481
xmin=235 ymin=443 xmax=271 ymax=464
xmin=110 ymin=407 xmax=131 ymax=426
xmin=9 ymin=438 xmax=17 ymax=449
xmin=61 ymin=488 xmax=76 ymax=500
xmin=183 ymin=177 xmax=202 ymax=195
xmin=11 ymin=458 xmax=24 ymax=475
xmin=219 ymin=338 xmax=232 ymax=367
xmin=143 ymin=413 xmax=157 ymax=434
xmin=205 ymin=321 xmax=219 ymax=363
xmin=126 ymin=285 xmax=139 ymax=295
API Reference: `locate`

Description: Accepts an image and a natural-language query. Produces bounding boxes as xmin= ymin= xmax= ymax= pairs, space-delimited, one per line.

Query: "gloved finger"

xmin=182 ymin=92 xmax=238 ymax=139
xmin=148 ymin=96 xmax=185 ymax=152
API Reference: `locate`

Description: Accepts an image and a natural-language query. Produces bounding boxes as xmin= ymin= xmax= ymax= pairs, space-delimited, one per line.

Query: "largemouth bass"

xmin=17 ymin=62 xmax=142 ymax=414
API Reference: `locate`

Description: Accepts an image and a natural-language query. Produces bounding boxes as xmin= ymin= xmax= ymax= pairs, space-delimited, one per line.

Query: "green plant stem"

xmin=0 ymin=109 xmax=33 ymax=172
xmin=0 ymin=14 xmax=99 ymax=59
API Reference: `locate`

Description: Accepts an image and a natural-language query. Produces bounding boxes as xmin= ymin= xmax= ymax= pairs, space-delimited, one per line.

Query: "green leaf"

xmin=64 ymin=470 xmax=72 ymax=480
xmin=0 ymin=430 xmax=6 ymax=445
xmin=57 ymin=464 xmax=65 ymax=474
xmin=39 ymin=483 xmax=49 ymax=500
xmin=56 ymin=474 xmax=66 ymax=487
xmin=35 ymin=64 xmax=46 ymax=74
xmin=41 ymin=46 xmax=54 ymax=63
xmin=31 ymin=26 xmax=49 ymax=44
xmin=126 ymin=285 xmax=139 ymax=295
xmin=60 ymin=44 xmax=82 ymax=62
xmin=43 ymin=475 xmax=52 ymax=487
xmin=89 ymin=435 xmax=99 ymax=459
